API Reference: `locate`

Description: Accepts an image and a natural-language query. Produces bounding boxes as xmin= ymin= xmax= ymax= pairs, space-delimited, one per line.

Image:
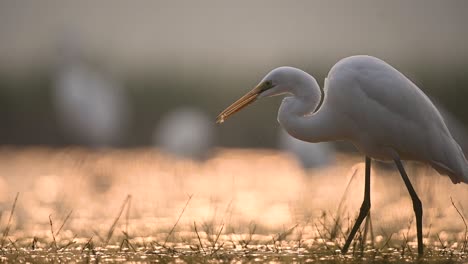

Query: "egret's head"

xmin=216 ymin=66 xmax=311 ymax=124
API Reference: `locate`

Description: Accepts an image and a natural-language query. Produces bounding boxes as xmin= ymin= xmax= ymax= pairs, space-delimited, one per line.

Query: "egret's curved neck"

xmin=278 ymin=77 xmax=341 ymax=143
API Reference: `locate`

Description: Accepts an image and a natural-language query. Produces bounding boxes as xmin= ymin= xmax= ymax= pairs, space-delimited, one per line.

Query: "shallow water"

xmin=0 ymin=147 xmax=466 ymax=263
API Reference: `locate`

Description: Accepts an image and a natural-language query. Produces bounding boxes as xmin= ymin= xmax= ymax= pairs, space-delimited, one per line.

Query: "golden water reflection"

xmin=0 ymin=147 xmax=466 ymax=247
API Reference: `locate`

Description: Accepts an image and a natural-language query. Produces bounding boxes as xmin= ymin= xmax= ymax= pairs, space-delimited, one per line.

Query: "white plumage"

xmin=256 ymin=56 xmax=467 ymax=184
xmin=53 ymin=45 xmax=130 ymax=147
xmin=217 ymin=55 xmax=467 ymax=255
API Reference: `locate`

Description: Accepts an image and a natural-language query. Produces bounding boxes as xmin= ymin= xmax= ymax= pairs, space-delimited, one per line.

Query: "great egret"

xmin=154 ymin=108 xmax=215 ymax=160
xmin=278 ymin=129 xmax=335 ymax=169
xmin=53 ymin=36 xmax=130 ymax=147
xmin=216 ymin=55 xmax=468 ymax=256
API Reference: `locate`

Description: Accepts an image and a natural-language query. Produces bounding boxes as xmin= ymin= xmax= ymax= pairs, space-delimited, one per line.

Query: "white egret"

xmin=216 ymin=55 xmax=468 ymax=256
xmin=278 ymin=129 xmax=335 ymax=169
xmin=437 ymin=104 xmax=468 ymax=155
xmin=53 ymin=37 xmax=130 ymax=147
xmin=154 ymin=108 xmax=215 ymax=160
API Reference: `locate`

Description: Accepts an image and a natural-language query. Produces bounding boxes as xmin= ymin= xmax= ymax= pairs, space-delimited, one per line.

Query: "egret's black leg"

xmin=342 ymin=156 xmax=371 ymax=254
xmin=394 ymin=158 xmax=423 ymax=256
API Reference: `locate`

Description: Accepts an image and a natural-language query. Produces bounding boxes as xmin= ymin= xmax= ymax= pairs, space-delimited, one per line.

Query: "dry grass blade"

xmin=163 ymin=194 xmax=193 ymax=246
xmin=400 ymin=218 xmax=413 ymax=257
xmin=240 ymin=222 xmax=256 ymax=248
xmin=81 ymin=236 xmax=94 ymax=253
xmin=436 ymin=233 xmax=446 ymax=251
xmin=49 ymin=215 xmax=57 ymax=250
xmin=296 ymin=217 xmax=311 ymax=248
xmin=119 ymin=234 xmax=136 ymax=252
xmin=380 ymin=232 xmax=394 ymax=250
xmin=57 ymin=234 xmax=77 ymax=251
xmin=31 ymin=237 xmax=38 ymax=250
xmin=332 ymin=166 xmax=359 ymax=238
xmin=450 ymin=196 xmax=467 ymax=252
xmin=202 ymin=222 xmax=215 ymax=244
xmin=368 ymin=213 xmax=375 ymax=247
xmin=59 ymin=239 xmax=77 ymax=251
xmin=360 ymin=212 xmax=371 ymax=254
xmin=56 ymin=210 xmax=73 ymax=236
xmin=151 ymin=241 xmax=179 ymax=254
xmin=317 ymin=212 xmax=333 ymax=240
xmin=7 ymin=238 xmax=18 ymax=251
xmin=106 ymin=195 xmax=131 ymax=245
xmin=91 ymin=228 xmax=104 ymax=242
xmin=126 ymin=195 xmax=132 ymax=235
xmin=323 ymin=212 xmax=344 ymax=250
xmin=213 ymin=223 xmax=224 ymax=248
xmin=193 ymin=221 xmax=206 ymax=254
xmin=210 ymin=242 xmax=225 ymax=256
xmin=276 ymin=224 xmax=298 ymax=242
xmin=1 ymin=192 xmax=19 ymax=248
xmin=353 ymin=228 xmax=362 ymax=256
xmin=328 ymin=214 xmax=347 ymax=246
xmin=314 ymin=223 xmax=332 ymax=252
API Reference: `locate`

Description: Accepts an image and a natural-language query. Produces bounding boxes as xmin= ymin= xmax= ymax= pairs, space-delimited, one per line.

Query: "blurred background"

xmin=0 ymin=0 xmax=467 ymax=148
xmin=0 ymin=0 xmax=466 ymax=247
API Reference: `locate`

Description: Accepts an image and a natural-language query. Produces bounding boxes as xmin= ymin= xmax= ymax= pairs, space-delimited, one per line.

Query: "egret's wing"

xmin=327 ymin=55 xmax=467 ymax=183
xmin=329 ymin=56 xmax=449 ymax=134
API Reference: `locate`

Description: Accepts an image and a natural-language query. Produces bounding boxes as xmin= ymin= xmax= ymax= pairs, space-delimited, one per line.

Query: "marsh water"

xmin=0 ymin=147 xmax=466 ymax=263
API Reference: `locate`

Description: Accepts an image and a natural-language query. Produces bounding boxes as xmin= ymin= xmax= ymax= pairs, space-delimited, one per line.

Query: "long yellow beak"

xmin=216 ymin=83 xmax=265 ymax=124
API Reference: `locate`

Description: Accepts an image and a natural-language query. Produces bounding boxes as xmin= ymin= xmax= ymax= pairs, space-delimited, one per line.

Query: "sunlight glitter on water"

xmin=0 ymin=147 xmax=465 ymax=249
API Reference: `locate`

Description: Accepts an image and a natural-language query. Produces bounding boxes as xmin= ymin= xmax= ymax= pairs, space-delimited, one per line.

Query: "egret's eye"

xmin=264 ymin=80 xmax=273 ymax=88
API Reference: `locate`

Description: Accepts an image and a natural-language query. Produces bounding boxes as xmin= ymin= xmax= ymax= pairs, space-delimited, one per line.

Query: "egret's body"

xmin=437 ymin=104 xmax=468 ymax=156
xmin=276 ymin=56 xmax=467 ymax=183
xmin=217 ymin=55 xmax=468 ymax=256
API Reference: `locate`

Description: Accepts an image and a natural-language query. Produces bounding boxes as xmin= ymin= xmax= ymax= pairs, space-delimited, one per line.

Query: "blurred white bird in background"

xmin=52 ymin=35 xmax=131 ymax=147
xmin=278 ymin=129 xmax=335 ymax=169
xmin=217 ymin=55 xmax=468 ymax=256
xmin=153 ymin=108 xmax=215 ymax=161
